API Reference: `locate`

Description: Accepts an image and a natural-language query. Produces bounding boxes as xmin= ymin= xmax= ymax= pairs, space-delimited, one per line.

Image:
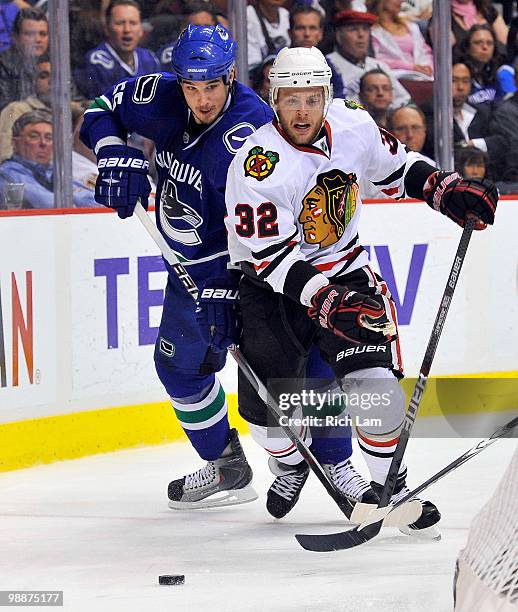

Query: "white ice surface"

xmin=0 ymin=435 xmax=516 ymax=612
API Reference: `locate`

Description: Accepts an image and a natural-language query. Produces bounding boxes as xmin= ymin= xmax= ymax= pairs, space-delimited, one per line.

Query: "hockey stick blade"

xmin=296 ymin=521 xmax=381 ymax=552
xmin=296 ymin=413 xmax=518 ymax=552
xmin=357 ymin=413 xmax=518 ymax=530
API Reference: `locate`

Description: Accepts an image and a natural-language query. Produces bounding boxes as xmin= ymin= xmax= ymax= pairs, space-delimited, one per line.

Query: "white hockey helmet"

xmin=269 ymin=47 xmax=333 ymax=119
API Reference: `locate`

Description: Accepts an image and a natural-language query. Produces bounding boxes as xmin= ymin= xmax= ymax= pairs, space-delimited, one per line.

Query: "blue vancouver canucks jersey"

xmin=81 ymin=73 xmax=274 ymax=267
xmin=80 ymin=42 xmax=160 ymax=99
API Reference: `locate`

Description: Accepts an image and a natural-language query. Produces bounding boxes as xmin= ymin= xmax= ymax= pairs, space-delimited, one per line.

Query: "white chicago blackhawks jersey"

xmin=225 ymin=98 xmax=424 ymax=306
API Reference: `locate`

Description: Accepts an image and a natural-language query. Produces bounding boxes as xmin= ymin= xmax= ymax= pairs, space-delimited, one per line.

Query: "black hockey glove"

xmin=423 ymin=171 xmax=498 ymax=230
xmin=308 ymin=284 xmax=396 ymax=344
xmin=95 ymin=145 xmax=152 ymax=219
xmin=196 ymin=277 xmax=241 ymax=352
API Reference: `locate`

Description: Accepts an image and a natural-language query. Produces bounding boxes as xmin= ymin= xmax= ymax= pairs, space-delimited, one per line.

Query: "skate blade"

xmin=399 ymin=524 xmax=441 ymax=540
xmin=350 ymin=500 xmax=423 ymax=528
xmin=168 ymin=485 xmax=258 ymax=510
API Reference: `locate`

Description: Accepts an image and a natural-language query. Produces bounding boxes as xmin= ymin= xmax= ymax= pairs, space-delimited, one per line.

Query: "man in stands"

xmin=0 ymin=53 xmax=50 ymax=161
xmin=359 ymin=68 xmax=393 ymax=128
xmin=0 ymin=110 xmax=97 ymax=208
xmin=79 ymin=0 xmax=159 ymax=99
xmin=388 ymin=105 xmax=434 ymax=164
xmin=289 ymin=6 xmax=323 ymax=49
xmin=326 ymin=10 xmax=410 ymax=106
xmin=0 ymin=8 xmax=48 ymax=110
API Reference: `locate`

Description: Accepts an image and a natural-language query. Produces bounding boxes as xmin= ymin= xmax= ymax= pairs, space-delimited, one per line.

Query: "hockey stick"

xmin=134 ymin=202 xmax=421 ymax=526
xmin=356 ymin=414 xmax=518 ymax=530
xmin=296 ymin=217 xmax=477 ymax=552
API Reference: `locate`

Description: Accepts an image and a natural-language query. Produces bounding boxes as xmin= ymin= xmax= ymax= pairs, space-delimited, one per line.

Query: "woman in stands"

xmin=457 ymin=24 xmax=504 ymax=105
xmin=450 ymin=0 xmax=508 ymax=51
xmin=370 ymin=0 xmax=433 ymax=80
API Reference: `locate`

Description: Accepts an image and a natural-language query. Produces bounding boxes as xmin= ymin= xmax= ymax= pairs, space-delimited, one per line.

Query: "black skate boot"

xmin=168 ymin=428 xmax=258 ymax=509
xmin=266 ymin=458 xmax=310 ymax=519
xmin=371 ymin=469 xmax=441 ymax=539
xmin=323 ymin=459 xmax=380 ymax=522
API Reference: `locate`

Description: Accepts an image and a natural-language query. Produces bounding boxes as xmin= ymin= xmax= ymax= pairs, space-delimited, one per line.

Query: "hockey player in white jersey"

xmin=225 ymin=47 xmax=498 ymax=534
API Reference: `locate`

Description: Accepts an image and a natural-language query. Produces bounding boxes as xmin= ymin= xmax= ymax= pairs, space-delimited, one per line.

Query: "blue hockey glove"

xmin=95 ymin=145 xmax=151 ymax=219
xmin=196 ymin=278 xmax=241 ymax=351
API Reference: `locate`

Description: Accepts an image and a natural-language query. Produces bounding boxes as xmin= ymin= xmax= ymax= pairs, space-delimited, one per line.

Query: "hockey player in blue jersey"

xmin=80 ymin=24 xmax=379 ymax=518
xmin=79 ymin=0 xmax=159 ymax=100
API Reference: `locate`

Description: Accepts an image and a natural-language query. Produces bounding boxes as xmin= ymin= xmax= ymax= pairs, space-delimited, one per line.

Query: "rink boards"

xmin=0 ymin=199 xmax=517 ymax=470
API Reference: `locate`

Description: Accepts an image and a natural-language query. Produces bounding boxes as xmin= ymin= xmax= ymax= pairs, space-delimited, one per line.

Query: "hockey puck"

xmin=159 ymin=575 xmax=185 ymax=585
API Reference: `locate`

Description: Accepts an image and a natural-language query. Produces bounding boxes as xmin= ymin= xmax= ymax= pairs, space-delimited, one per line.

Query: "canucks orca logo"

xmin=159 ymin=178 xmax=203 ymax=245
xmin=223 ymin=123 xmax=256 ymax=154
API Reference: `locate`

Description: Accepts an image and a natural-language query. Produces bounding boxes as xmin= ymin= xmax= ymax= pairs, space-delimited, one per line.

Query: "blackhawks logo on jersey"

xmin=299 ymin=170 xmax=359 ymax=248
xmin=344 ymin=99 xmax=364 ymax=111
xmin=244 ymin=146 xmax=279 ymax=181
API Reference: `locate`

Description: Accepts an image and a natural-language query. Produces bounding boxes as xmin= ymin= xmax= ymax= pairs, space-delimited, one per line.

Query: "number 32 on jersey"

xmin=234 ymin=202 xmax=279 ymax=238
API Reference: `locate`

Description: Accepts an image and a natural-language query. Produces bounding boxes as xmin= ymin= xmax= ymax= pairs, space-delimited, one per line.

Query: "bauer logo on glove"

xmin=95 ymin=145 xmax=152 ymax=219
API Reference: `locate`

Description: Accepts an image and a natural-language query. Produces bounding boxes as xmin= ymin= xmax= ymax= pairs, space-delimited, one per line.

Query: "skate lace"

xmin=270 ymin=472 xmax=306 ymax=501
xmin=184 ymin=462 xmax=217 ymax=490
xmin=328 ymin=460 xmax=371 ymax=500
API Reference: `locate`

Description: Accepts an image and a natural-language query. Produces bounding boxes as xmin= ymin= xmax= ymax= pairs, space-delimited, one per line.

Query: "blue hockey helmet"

xmin=172 ymin=24 xmax=237 ymax=83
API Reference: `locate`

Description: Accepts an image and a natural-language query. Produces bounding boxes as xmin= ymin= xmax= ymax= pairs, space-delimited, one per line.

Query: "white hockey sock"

xmin=248 ymin=417 xmax=312 ymax=467
xmin=341 ymin=367 xmax=406 ymax=485
xmin=356 ymin=430 xmax=407 ymax=485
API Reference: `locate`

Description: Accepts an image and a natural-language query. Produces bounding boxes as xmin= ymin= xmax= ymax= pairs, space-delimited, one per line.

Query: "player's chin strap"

xmin=133 ymin=200 xmax=414 ymax=525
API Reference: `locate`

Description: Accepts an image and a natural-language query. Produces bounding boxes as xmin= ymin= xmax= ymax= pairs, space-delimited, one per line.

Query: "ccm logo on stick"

xmin=98 ymin=158 xmax=149 ymax=170
xmin=336 ymin=345 xmax=387 ymax=361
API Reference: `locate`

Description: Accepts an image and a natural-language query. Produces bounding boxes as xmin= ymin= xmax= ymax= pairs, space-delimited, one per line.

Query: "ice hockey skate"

xmin=266 ymin=457 xmax=380 ymax=521
xmin=266 ymin=457 xmax=311 ymax=518
xmin=372 ymin=470 xmax=442 ymax=539
xmin=323 ymin=459 xmax=380 ymax=523
xmin=168 ymin=429 xmax=258 ymax=509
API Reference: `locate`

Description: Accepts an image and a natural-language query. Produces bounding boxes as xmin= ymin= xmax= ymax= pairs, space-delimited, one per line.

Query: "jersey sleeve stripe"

xmin=257 ymin=241 xmax=298 ymax=279
xmin=371 ymin=163 xmax=405 ymax=187
xmin=251 ymin=229 xmax=298 ymax=260
xmin=313 ymin=245 xmax=363 ymax=272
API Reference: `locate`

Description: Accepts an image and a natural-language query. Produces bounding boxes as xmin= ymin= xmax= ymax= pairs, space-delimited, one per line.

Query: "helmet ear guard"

xmin=268 ymin=47 xmax=333 ymax=123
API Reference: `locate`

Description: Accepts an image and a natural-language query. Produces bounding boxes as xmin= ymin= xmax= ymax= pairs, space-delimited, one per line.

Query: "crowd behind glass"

xmin=0 ymin=0 xmax=517 ymax=210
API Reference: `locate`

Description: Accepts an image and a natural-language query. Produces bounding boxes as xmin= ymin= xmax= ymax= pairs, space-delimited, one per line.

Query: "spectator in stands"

xmin=358 ymin=68 xmax=393 ymax=127
xmin=457 ymin=24 xmax=504 ymax=104
xmin=289 ymin=6 xmax=324 ymax=49
xmin=454 ymin=144 xmax=487 ymax=180
xmin=388 ymin=105 xmax=435 ymax=163
xmin=495 ymin=18 xmax=518 ymax=98
xmin=79 ymin=0 xmax=159 ymax=99
xmin=326 ymin=9 xmax=410 ymax=106
xmin=490 ymin=59 xmax=518 ymax=184
xmin=370 ymin=0 xmax=433 ymax=80
xmin=157 ymin=2 xmax=217 ymax=72
xmin=0 ymin=8 xmax=48 ymax=111
xmin=451 ymin=61 xmax=503 ymax=176
xmin=399 ymin=0 xmax=432 ymax=24
xmin=0 ymin=1 xmax=22 ymax=53
xmin=247 ymin=0 xmax=291 ymax=72
xmin=288 ymin=6 xmax=345 ymax=96
xmin=0 ymin=110 xmax=97 ymax=208
xmin=450 ymin=0 xmax=508 ymax=52
xmin=251 ymin=54 xmax=276 ymax=102
xmin=0 ymin=53 xmax=50 ymax=161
